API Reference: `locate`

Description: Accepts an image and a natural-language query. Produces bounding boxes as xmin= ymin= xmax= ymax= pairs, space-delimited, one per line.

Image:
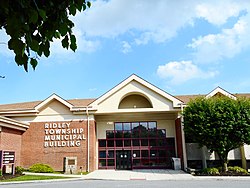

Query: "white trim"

xmin=35 ymin=93 xmax=74 ymax=111
xmin=206 ymin=87 xmax=237 ymax=100
xmin=0 ymin=110 xmax=38 ymax=116
xmin=90 ymin=74 xmax=184 ymax=108
xmin=0 ymin=116 xmax=29 ymax=131
xmin=93 ymin=108 xmax=180 ymax=115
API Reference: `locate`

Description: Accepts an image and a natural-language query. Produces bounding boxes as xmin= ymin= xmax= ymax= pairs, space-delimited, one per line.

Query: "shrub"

xmin=202 ymin=167 xmax=220 ymax=175
xmin=29 ymin=163 xmax=54 ymax=173
xmin=15 ymin=166 xmax=25 ymax=175
xmin=228 ymin=166 xmax=248 ymax=174
xmin=217 ymin=166 xmax=223 ymax=172
xmin=0 ymin=169 xmax=2 ymax=176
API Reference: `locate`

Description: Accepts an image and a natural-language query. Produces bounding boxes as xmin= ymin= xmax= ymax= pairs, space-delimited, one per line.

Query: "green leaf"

xmin=70 ymin=34 xmax=77 ymax=51
xmin=70 ymin=34 xmax=76 ymax=44
xmin=43 ymin=41 xmax=50 ymax=57
xmin=24 ymin=61 xmax=28 ymax=72
xmin=37 ymin=48 xmax=43 ymax=56
xmin=87 ymin=1 xmax=91 ymax=8
xmin=69 ymin=4 xmax=77 ymax=16
xmin=82 ymin=4 xmax=86 ymax=11
xmin=4 ymin=0 xmax=91 ymax=71
xmin=23 ymin=24 xmax=30 ymax=32
xmin=59 ymin=23 xmax=68 ymax=36
xmin=30 ymin=58 xmax=38 ymax=70
xmin=29 ymin=10 xmax=38 ymax=24
xmin=8 ymin=38 xmax=15 ymax=50
xmin=15 ymin=54 xmax=28 ymax=69
xmin=15 ymin=55 xmax=23 ymax=65
xmin=54 ymin=31 xmax=61 ymax=39
xmin=38 ymin=9 xmax=46 ymax=20
xmin=8 ymin=38 xmax=26 ymax=55
xmin=70 ymin=42 xmax=77 ymax=52
xmin=62 ymin=35 xmax=69 ymax=49
xmin=75 ymin=0 xmax=84 ymax=11
xmin=30 ymin=39 xmax=39 ymax=51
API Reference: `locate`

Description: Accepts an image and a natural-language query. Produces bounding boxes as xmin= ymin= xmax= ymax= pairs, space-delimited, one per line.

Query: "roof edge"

xmin=0 ymin=116 xmax=29 ymax=131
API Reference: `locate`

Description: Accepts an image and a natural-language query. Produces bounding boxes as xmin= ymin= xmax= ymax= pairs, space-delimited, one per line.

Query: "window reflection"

xmin=132 ymin=122 xmax=139 ymax=130
xmin=99 ymin=151 xmax=106 ymax=158
xmin=108 ymin=150 xmax=114 ymax=158
xmin=115 ymin=123 xmax=122 ymax=130
xmin=115 ymin=131 xmax=123 ymax=138
xmin=123 ymin=123 xmax=130 ymax=130
xmin=148 ymin=122 xmax=156 ymax=129
xmin=123 ymin=130 xmax=131 ymax=138
xmin=106 ymin=130 xmax=114 ymax=138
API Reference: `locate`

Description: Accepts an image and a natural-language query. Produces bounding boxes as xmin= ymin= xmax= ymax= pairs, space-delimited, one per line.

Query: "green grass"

xmin=76 ymin=172 xmax=89 ymax=175
xmin=0 ymin=175 xmax=72 ymax=182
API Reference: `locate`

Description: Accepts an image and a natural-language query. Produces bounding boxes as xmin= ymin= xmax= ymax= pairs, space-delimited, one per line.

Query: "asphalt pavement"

xmin=1 ymin=169 xmax=250 ymax=185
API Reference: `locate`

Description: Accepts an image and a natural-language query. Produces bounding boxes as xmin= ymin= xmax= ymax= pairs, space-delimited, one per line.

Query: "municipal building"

xmin=1 ymin=74 xmax=250 ymax=173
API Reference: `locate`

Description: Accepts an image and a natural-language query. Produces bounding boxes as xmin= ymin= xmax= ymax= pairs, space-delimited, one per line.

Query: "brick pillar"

xmin=175 ymin=118 xmax=184 ymax=169
xmin=88 ymin=120 xmax=97 ymax=172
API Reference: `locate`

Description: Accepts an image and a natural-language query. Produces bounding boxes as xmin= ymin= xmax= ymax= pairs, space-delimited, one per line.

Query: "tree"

xmin=0 ymin=0 xmax=91 ymax=71
xmin=183 ymin=96 xmax=250 ymax=171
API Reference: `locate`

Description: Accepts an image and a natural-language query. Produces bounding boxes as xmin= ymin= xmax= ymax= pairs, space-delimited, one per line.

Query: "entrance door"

xmin=116 ymin=150 xmax=132 ymax=170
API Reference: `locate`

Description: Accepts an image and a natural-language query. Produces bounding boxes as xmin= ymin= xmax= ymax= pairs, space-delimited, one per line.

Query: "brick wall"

xmin=21 ymin=120 xmax=96 ymax=172
xmin=0 ymin=127 xmax=23 ymax=166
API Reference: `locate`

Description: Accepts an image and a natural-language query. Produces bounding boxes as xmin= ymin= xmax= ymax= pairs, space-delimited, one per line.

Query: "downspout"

xmin=180 ymin=103 xmax=188 ymax=170
xmin=86 ymin=106 xmax=90 ymax=172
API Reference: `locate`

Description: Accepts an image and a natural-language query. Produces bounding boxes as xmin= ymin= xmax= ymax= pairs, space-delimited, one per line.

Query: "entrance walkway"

xmin=85 ymin=169 xmax=194 ymax=180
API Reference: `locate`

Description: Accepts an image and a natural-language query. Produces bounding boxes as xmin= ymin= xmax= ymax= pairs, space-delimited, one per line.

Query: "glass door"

xmin=116 ymin=150 xmax=132 ymax=170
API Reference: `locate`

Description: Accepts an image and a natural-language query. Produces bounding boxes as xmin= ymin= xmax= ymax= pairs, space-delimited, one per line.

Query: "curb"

xmin=0 ymin=177 xmax=84 ymax=185
xmin=2 ymin=170 xmax=250 ymax=185
xmin=193 ymin=176 xmax=250 ymax=181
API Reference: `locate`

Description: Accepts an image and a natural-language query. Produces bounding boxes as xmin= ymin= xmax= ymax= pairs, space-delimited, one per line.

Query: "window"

xmin=132 ymin=122 xmax=139 ymax=129
xmin=99 ymin=151 xmax=106 ymax=158
xmin=124 ymin=139 xmax=131 ymax=147
xmin=148 ymin=122 xmax=156 ymax=129
xmin=98 ymin=121 xmax=175 ymax=169
xmin=118 ymin=94 xmax=153 ymax=109
xmin=115 ymin=140 xmax=123 ymax=147
xmin=115 ymin=123 xmax=122 ymax=131
xmin=107 ymin=140 xmax=114 ymax=147
xmin=141 ymin=150 xmax=149 ymax=157
xmin=123 ymin=130 xmax=131 ymax=138
xmin=107 ymin=130 xmax=114 ymax=138
xmin=115 ymin=131 xmax=123 ymax=138
xmin=108 ymin=150 xmax=114 ymax=158
xmin=123 ymin=123 xmax=130 ymax=130
xmin=141 ymin=139 xmax=148 ymax=146
xmin=99 ymin=140 xmax=106 ymax=147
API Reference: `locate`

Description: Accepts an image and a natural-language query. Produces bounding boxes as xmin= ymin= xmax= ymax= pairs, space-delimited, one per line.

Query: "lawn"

xmin=0 ymin=175 xmax=73 ymax=182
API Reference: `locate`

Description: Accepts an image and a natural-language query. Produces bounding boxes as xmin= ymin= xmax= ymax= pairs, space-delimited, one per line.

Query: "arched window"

xmin=118 ymin=94 xmax=153 ymax=109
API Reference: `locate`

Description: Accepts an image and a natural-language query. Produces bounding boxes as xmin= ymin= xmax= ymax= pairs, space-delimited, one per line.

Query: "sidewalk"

xmin=1 ymin=170 xmax=250 ymax=185
xmin=22 ymin=170 xmax=194 ymax=181
xmin=29 ymin=169 xmax=250 ymax=181
xmin=84 ymin=169 xmax=194 ymax=180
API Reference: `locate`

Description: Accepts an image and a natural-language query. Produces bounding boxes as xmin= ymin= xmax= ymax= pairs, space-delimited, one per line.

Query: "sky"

xmin=1 ymin=0 xmax=250 ymax=104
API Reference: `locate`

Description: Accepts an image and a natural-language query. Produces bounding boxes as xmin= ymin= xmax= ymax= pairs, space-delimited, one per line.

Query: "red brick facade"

xmin=20 ymin=120 xmax=96 ymax=172
xmin=0 ymin=127 xmax=23 ymax=166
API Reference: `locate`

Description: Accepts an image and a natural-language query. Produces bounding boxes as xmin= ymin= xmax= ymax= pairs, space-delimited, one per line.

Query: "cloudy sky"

xmin=1 ymin=0 xmax=250 ymax=104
